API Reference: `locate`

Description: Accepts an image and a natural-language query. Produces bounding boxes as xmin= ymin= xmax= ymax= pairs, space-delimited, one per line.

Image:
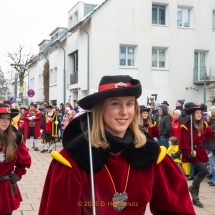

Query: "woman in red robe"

xmin=139 ymin=105 xmax=159 ymax=139
xmin=179 ymin=105 xmax=214 ymax=208
xmin=0 ymin=104 xmax=31 ymax=215
xmin=39 ymin=75 xmax=195 ymax=215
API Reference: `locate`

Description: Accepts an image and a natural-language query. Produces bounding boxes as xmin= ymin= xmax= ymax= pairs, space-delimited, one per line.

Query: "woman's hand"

xmin=9 ymin=173 xmax=19 ymax=184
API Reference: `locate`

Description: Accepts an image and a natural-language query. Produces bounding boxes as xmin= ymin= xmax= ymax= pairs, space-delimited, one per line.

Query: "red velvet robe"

xmin=171 ymin=119 xmax=180 ymax=141
xmin=142 ymin=124 xmax=159 ymax=138
xmin=0 ymin=140 xmax=31 ymax=214
xmin=23 ymin=109 xmax=42 ymax=138
xmin=179 ymin=122 xmax=214 ymax=163
xmin=39 ymin=149 xmax=196 ymax=215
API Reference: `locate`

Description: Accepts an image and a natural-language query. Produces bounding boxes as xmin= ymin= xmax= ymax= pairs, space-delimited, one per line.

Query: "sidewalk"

xmin=14 ymin=140 xmax=215 ymax=215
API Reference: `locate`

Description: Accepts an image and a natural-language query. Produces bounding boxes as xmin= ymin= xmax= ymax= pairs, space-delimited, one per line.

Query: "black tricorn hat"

xmin=46 ymin=105 xmax=53 ymax=109
xmin=185 ymin=104 xmax=205 ymax=115
xmin=30 ymin=103 xmax=37 ymax=109
xmin=20 ymin=106 xmax=27 ymax=110
xmin=161 ymin=101 xmax=169 ymax=106
xmin=78 ymin=75 xmax=142 ymax=110
xmin=140 ymin=105 xmax=150 ymax=113
xmin=0 ymin=104 xmax=19 ymax=118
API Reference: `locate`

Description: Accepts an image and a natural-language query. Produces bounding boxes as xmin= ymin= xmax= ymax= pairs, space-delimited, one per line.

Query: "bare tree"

xmin=7 ymin=45 xmax=35 ymax=103
xmin=43 ymin=61 xmax=49 ymax=102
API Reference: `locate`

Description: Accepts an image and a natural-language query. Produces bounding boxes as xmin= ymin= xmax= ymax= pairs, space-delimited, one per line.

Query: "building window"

xmin=152 ymin=48 xmax=166 ymax=68
xmin=70 ymin=51 xmax=78 ymax=85
xmin=213 ymin=11 xmax=215 ymax=30
xmin=178 ymin=8 xmax=190 ymax=27
xmin=74 ymin=11 xmax=78 ymax=24
xmin=50 ymin=69 xmax=53 ymax=85
xmin=54 ymin=67 xmax=57 ymax=84
xmin=152 ymin=4 xmax=166 ymax=25
xmin=73 ymin=51 xmax=78 ymax=73
xmin=69 ymin=16 xmax=73 ymax=29
xmin=194 ymin=51 xmax=206 ymax=81
xmin=120 ymin=46 xmax=135 ymax=66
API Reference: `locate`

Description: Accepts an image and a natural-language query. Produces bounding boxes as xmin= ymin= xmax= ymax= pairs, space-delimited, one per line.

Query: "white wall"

xmin=86 ymin=0 xmax=215 ymax=110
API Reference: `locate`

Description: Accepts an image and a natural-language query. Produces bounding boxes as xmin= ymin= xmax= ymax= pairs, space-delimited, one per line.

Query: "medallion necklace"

xmin=104 ymin=163 xmax=131 ymax=212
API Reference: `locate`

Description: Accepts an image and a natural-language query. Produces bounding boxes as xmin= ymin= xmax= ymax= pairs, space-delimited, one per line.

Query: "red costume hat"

xmin=0 ymin=104 xmax=19 ymax=118
xmin=78 ymin=75 xmax=142 ymax=110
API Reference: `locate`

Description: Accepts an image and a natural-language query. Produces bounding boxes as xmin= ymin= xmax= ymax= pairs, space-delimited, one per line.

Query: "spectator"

xmin=157 ymin=104 xmax=172 ymax=148
xmin=66 ymin=102 xmax=73 ymax=110
xmin=174 ymin=99 xmax=185 ymax=111
xmin=73 ymin=100 xmax=79 ymax=113
xmin=69 ymin=110 xmax=76 ymax=123
xmin=171 ymin=109 xmax=181 ymax=141
xmin=150 ymin=101 xmax=160 ymax=123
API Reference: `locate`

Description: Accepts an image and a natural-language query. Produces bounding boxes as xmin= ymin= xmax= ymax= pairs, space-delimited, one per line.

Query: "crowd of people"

xmin=0 ymin=99 xmax=85 ymax=214
xmin=1 ymin=75 xmax=215 ymax=214
xmin=140 ymin=98 xmax=215 ymax=208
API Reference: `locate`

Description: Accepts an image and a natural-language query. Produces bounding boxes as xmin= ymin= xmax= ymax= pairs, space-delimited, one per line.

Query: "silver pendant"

xmin=198 ymin=131 xmax=201 ymax=137
xmin=112 ymin=192 xmax=128 ymax=212
xmin=0 ymin=151 xmax=5 ymax=163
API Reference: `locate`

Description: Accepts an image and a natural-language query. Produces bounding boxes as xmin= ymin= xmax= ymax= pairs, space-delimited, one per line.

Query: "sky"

xmin=0 ymin=0 xmax=100 ymax=72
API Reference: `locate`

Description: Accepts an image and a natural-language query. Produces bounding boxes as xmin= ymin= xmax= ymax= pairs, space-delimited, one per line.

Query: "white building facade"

xmin=29 ymin=0 xmax=215 ymax=110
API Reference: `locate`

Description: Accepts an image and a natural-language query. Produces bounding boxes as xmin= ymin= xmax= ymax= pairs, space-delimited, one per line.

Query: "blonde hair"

xmin=167 ymin=107 xmax=173 ymax=118
xmin=85 ymin=99 xmax=147 ymax=148
xmin=140 ymin=111 xmax=153 ymax=127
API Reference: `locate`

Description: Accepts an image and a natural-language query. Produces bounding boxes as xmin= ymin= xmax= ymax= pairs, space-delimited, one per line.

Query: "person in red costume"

xmin=39 ymin=76 xmax=195 ymax=215
xmin=179 ymin=105 xmax=215 ymax=208
xmin=139 ymin=105 xmax=159 ymax=139
xmin=171 ymin=109 xmax=181 ymax=141
xmin=23 ymin=103 xmax=42 ymax=151
xmin=0 ymin=104 xmax=31 ymax=215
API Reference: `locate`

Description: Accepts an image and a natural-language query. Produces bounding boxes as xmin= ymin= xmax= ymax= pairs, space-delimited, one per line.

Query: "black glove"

xmin=9 ymin=173 xmax=19 ymax=184
xmin=171 ymin=150 xmax=183 ymax=159
xmin=187 ymin=154 xmax=195 ymax=161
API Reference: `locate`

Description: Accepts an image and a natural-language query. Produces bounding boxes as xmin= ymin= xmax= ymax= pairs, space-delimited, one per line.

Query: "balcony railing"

xmin=193 ymin=67 xmax=215 ymax=85
xmin=70 ymin=72 xmax=78 ymax=85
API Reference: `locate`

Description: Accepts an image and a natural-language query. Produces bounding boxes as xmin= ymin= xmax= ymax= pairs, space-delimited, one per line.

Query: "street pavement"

xmin=13 ymin=139 xmax=215 ymax=215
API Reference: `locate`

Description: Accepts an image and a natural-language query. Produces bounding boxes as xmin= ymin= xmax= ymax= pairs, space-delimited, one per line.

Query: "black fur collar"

xmin=63 ymin=113 xmax=160 ymax=173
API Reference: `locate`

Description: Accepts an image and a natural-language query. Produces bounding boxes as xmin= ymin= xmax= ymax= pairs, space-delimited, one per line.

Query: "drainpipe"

xmin=80 ymin=25 xmax=90 ymax=95
xmin=204 ymin=67 xmax=206 ymax=104
xmin=56 ymin=41 xmax=66 ymax=104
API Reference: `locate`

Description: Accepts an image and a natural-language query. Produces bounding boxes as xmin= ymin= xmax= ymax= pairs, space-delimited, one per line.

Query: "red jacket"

xmin=171 ymin=119 xmax=180 ymax=141
xmin=142 ymin=122 xmax=159 ymax=138
xmin=0 ymin=140 xmax=31 ymax=214
xmin=179 ymin=121 xmax=214 ymax=163
xmin=39 ymin=149 xmax=195 ymax=215
xmin=23 ymin=109 xmax=42 ymax=138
